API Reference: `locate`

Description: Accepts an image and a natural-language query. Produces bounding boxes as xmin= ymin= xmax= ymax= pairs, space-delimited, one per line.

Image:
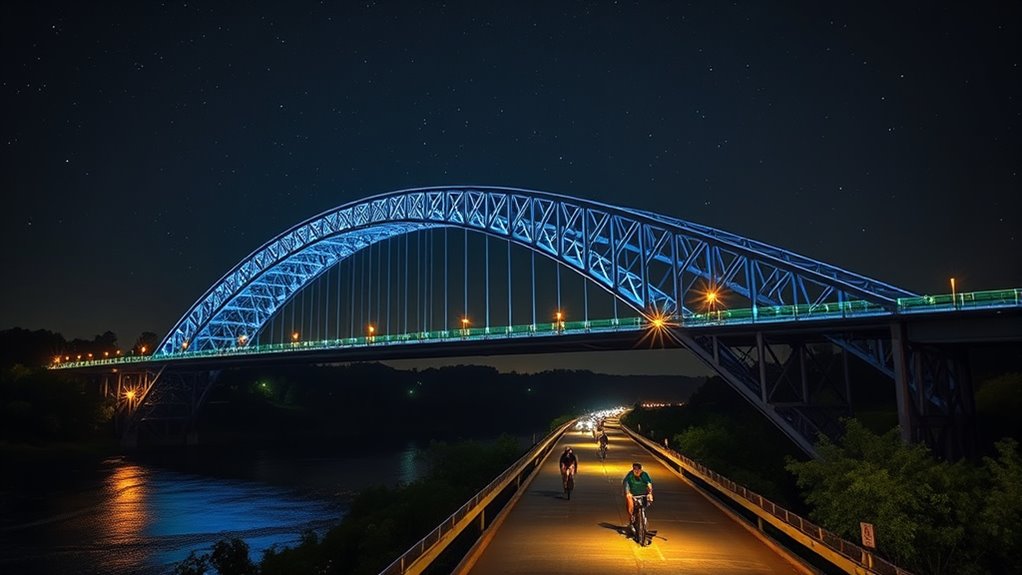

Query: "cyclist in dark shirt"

xmin=559 ymin=446 xmax=578 ymax=490
xmin=598 ymin=431 xmax=609 ymax=460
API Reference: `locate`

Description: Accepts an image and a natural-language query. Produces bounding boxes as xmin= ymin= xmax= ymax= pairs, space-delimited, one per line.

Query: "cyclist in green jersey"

xmin=623 ymin=462 xmax=653 ymax=518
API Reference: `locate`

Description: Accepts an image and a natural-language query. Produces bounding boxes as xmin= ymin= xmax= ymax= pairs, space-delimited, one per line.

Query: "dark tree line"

xmin=0 ymin=326 xmax=160 ymax=367
xmin=197 ymin=363 xmax=704 ymax=447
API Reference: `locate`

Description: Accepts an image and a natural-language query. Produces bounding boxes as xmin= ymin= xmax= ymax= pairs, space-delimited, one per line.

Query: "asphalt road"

xmin=461 ymin=422 xmax=810 ymax=574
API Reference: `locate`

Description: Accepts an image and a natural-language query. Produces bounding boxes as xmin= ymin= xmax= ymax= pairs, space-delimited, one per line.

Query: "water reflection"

xmin=0 ymin=445 xmax=423 ymax=575
xmin=399 ymin=445 xmax=419 ymax=485
xmin=104 ymin=464 xmax=150 ymax=544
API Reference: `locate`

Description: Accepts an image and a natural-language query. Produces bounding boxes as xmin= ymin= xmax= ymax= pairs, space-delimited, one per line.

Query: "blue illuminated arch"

xmin=158 ymin=186 xmax=914 ymax=355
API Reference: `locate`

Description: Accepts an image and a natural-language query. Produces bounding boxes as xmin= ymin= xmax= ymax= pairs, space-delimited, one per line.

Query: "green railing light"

xmin=52 ymin=288 xmax=1020 ymax=370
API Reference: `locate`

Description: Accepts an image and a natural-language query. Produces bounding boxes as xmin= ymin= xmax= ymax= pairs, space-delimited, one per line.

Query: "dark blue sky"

xmin=2 ymin=2 xmax=1019 ymax=373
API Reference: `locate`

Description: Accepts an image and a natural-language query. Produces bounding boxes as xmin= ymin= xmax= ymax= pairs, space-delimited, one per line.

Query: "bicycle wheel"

xmin=638 ymin=508 xmax=648 ymax=546
xmin=566 ymin=474 xmax=574 ymax=499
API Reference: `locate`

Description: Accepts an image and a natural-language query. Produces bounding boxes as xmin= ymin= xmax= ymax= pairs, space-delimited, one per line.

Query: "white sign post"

xmin=860 ymin=522 xmax=876 ymax=549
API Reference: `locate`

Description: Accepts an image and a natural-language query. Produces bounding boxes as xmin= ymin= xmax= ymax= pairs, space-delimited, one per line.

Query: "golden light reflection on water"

xmin=103 ymin=464 xmax=150 ymax=545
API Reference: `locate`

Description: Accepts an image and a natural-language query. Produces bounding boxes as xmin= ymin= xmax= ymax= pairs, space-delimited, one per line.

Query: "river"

xmin=0 ymin=442 xmax=430 ymax=575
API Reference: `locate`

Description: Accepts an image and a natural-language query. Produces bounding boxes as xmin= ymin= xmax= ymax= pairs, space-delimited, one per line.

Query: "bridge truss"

xmin=109 ymin=186 xmax=994 ymax=456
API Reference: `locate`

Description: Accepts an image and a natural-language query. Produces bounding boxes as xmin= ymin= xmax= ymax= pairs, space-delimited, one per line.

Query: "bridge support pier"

xmin=682 ymin=331 xmax=855 ymax=457
xmin=891 ymin=322 xmax=976 ymax=459
xmin=118 ymin=369 xmax=219 ymax=448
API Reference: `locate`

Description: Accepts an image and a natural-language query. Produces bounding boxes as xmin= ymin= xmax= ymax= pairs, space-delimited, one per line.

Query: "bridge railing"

xmin=50 ymin=317 xmax=647 ymax=369
xmin=51 ymin=288 xmax=1020 ymax=370
xmin=896 ymin=287 xmax=1022 ymax=313
xmin=377 ymin=420 xmax=574 ymax=575
xmin=683 ymin=287 xmax=1021 ymax=326
xmin=622 ymin=423 xmax=915 ymax=575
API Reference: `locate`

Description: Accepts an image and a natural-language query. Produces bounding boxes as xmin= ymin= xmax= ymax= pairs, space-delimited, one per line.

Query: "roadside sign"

xmin=860 ymin=522 xmax=876 ymax=548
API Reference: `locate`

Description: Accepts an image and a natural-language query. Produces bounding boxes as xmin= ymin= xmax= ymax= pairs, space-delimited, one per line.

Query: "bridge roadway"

xmin=461 ymin=422 xmax=809 ymax=575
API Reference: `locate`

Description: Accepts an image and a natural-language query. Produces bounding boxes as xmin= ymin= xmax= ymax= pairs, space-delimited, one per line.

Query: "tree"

xmin=209 ymin=538 xmax=257 ymax=575
xmin=132 ymin=331 xmax=160 ymax=355
xmin=785 ymin=419 xmax=982 ymax=575
xmin=976 ymin=438 xmax=1022 ymax=573
xmin=172 ymin=550 xmax=210 ymax=575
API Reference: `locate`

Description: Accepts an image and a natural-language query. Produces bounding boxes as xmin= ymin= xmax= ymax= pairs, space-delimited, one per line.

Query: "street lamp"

xmin=292 ymin=331 xmax=300 ymax=343
xmin=460 ymin=317 xmax=470 ymax=338
xmin=367 ymin=324 xmax=375 ymax=342
xmin=237 ymin=334 xmax=248 ymax=346
xmin=554 ymin=311 xmax=565 ymax=332
xmin=705 ymin=289 xmax=722 ymax=321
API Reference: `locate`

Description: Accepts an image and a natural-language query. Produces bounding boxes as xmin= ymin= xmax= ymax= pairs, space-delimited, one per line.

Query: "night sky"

xmin=2 ymin=2 xmax=1019 ymax=374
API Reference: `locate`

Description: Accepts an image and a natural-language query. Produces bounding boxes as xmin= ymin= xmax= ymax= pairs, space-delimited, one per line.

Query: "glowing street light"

xmin=554 ymin=311 xmax=565 ymax=332
xmin=181 ymin=341 xmax=189 ymax=351
xmin=702 ymin=288 xmax=725 ymax=321
xmin=460 ymin=317 xmax=470 ymax=338
xmin=237 ymin=334 xmax=248 ymax=346
xmin=292 ymin=331 xmax=300 ymax=343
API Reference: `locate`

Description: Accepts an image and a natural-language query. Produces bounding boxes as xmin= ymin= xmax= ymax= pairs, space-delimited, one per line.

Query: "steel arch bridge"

xmin=160 ymin=186 xmax=912 ymax=354
xmin=97 ymin=186 xmax=1017 ymax=456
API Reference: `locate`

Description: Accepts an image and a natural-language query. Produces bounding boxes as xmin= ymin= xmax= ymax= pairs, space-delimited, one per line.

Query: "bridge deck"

xmin=462 ymin=423 xmax=808 ymax=574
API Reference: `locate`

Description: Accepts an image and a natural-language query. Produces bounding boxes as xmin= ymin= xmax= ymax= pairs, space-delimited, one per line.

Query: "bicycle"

xmin=629 ymin=494 xmax=651 ymax=546
xmin=562 ymin=468 xmax=575 ymax=500
xmin=598 ymin=443 xmax=607 ymax=461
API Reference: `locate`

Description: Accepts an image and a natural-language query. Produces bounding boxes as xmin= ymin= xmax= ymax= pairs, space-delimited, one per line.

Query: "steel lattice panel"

xmin=159 ymin=186 xmax=916 ymax=356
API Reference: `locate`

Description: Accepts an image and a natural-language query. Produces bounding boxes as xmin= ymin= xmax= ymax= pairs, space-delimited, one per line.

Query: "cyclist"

xmin=559 ymin=446 xmax=578 ymax=491
xmin=598 ymin=430 xmax=609 ymax=456
xmin=623 ymin=462 xmax=653 ymax=520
